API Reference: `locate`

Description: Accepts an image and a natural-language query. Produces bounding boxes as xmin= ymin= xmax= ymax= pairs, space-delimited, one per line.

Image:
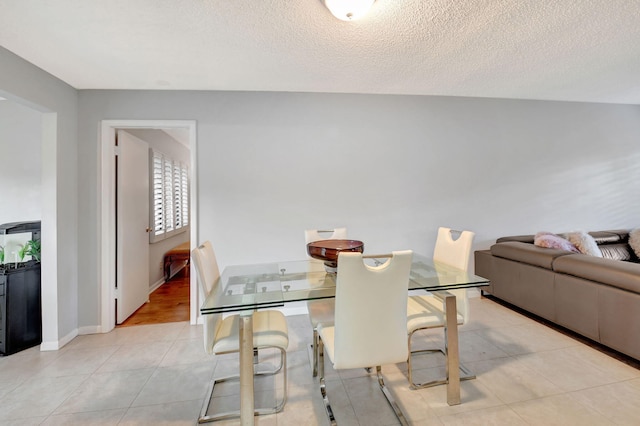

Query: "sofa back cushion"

xmin=496 ymin=235 xmax=535 ymax=244
xmin=590 ymin=231 xmax=627 ymax=244
xmin=491 ymin=241 xmax=574 ymax=269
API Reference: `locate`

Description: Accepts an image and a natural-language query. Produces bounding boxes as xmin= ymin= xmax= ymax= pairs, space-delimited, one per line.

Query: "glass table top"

xmin=201 ymin=253 xmax=490 ymax=314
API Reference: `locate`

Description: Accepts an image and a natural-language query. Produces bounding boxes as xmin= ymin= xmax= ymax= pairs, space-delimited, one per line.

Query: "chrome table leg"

xmin=444 ymin=294 xmax=461 ymax=405
xmin=239 ymin=313 xmax=255 ymax=425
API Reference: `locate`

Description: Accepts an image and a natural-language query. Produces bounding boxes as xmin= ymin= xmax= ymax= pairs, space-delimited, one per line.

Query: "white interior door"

xmin=116 ymin=130 xmax=150 ymax=324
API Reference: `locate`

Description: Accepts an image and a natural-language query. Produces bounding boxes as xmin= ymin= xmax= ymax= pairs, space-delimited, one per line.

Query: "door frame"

xmin=99 ymin=120 xmax=198 ymax=333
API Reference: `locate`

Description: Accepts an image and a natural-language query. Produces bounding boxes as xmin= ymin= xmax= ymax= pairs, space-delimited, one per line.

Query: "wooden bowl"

xmin=307 ymin=239 xmax=364 ymax=271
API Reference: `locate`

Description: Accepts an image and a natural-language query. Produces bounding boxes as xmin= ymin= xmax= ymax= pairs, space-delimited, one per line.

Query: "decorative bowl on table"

xmin=307 ymin=239 xmax=364 ymax=273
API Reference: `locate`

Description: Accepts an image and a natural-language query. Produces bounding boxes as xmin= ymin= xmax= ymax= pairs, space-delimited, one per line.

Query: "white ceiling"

xmin=1 ymin=0 xmax=640 ymax=104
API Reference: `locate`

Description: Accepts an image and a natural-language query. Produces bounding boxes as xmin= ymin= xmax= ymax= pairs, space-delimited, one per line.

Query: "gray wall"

xmin=0 ymin=100 xmax=42 ymax=223
xmin=77 ymin=90 xmax=640 ymax=328
xmin=4 ymin=43 xmax=639 ymax=343
xmin=123 ymin=129 xmax=190 ymax=288
xmin=0 ymin=47 xmax=79 ymax=348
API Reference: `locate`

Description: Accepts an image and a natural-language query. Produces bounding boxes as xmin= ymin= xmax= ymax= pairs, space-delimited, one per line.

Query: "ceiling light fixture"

xmin=323 ymin=0 xmax=376 ymax=21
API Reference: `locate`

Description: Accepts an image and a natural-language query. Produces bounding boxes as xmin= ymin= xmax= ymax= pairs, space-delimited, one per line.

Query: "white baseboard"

xmin=40 ymin=328 xmax=79 ymax=351
xmin=165 ymin=262 xmax=188 ymax=282
xmin=78 ymin=325 xmax=103 ymax=335
xmin=149 ymin=278 xmax=166 ymax=293
xmin=40 ymin=342 xmax=59 ymax=351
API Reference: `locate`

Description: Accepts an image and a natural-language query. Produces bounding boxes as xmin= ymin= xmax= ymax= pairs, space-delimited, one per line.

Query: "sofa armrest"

xmin=553 ymin=254 xmax=640 ymax=294
xmin=490 ymin=241 xmax=574 ymax=269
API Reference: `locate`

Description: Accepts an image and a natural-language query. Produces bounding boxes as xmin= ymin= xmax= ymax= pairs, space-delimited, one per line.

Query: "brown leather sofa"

xmin=475 ymin=230 xmax=640 ymax=361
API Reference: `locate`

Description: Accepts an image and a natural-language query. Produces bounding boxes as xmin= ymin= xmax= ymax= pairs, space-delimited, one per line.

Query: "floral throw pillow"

xmin=566 ymin=231 xmax=603 ymax=257
xmin=534 ymin=232 xmax=580 ymax=253
xmin=629 ymin=229 xmax=640 ymax=258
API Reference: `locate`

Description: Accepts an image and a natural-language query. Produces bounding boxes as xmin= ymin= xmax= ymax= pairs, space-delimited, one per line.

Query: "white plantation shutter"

xmin=181 ymin=165 xmax=189 ymax=227
xmin=152 ymin=151 xmax=165 ymax=237
xmin=150 ymin=150 xmax=189 ymax=242
xmin=174 ymin=163 xmax=183 ymax=229
xmin=163 ymin=158 xmax=174 ymax=233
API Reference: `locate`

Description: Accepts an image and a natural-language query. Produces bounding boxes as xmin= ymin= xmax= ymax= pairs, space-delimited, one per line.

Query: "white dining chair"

xmin=304 ymin=227 xmax=347 ymax=244
xmin=192 ymin=242 xmax=289 ymax=423
xmin=304 ymin=227 xmax=346 ymax=377
xmin=406 ymin=227 xmax=475 ymax=389
xmin=317 ymin=250 xmax=413 ymax=426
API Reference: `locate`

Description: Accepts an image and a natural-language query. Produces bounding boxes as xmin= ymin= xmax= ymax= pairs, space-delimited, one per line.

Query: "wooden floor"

xmin=117 ymin=267 xmax=190 ymax=327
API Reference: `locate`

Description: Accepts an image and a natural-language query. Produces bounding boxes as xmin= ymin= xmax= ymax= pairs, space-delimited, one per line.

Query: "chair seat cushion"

xmin=407 ymin=295 xmax=463 ymax=333
xmin=212 ymin=310 xmax=289 ymax=354
xmin=307 ymin=299 xmax=335 ymax=328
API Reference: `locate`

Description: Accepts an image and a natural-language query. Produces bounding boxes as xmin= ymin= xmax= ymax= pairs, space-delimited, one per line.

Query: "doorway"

xmin=117 ymin=267 xmax=190 ymax=326
xmin=99 ymin=120 xmax=198 ymax=334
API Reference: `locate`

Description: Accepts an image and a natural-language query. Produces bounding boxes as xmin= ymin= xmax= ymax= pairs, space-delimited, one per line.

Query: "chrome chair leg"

xmin=376 ymin=366 xmax=409 ymax=426
xmin=312 ymin=328 xmax=318 ymax=377
xmin=318 ymin=336 xmax=337 ymax=426
xmin=198 ymin=347 xmax=287 ymax=424
xmin=407 ymin=329 xmax=475 ymax=390
xmin=318 ymin=337 xmax=408 ymax=426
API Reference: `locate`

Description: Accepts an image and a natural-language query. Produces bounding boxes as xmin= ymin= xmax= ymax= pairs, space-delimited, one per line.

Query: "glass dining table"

xmin=201 ymin=253 xmax=490 ymax=425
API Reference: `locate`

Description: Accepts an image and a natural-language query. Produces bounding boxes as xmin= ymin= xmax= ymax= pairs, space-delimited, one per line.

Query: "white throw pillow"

xmin=629 ymin=229 xmax=640 ymax=258
xmin=566 ymin=231 xmax=602 ymax=257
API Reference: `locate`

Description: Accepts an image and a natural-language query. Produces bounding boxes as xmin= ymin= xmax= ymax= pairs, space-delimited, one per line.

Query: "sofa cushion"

xmin=534 ymin=232 xmax=580 ymax=253
xmin=553 ymin=254 xmax=640 ymax=294
xmin=491 ymin=241 xmax=573 ymax=269
xmin=566 ymin=231 xmax=602 ymax=257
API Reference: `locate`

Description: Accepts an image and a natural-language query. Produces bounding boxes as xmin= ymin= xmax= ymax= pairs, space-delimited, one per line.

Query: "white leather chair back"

xmin=191 ymin=241 xmax=222 ymax=354
xmin=332 ymin=250 xmax=413 ymax=369
xmin=433 ymin=227 xmax=475 ymax=321
xmin=433 ymin=227 xmax=475 ymax=271
xmin=305 ymin=227 xmax=348 ymax=244
xmin=195 ymin=241 xmax=219 ymax=294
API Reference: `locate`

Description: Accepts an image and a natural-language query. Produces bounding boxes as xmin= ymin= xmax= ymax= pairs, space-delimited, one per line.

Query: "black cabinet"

xmin=0 ymin=264 xmax=42 ymax=355
xmin=0 ymin=221 xmax=42 ymax=356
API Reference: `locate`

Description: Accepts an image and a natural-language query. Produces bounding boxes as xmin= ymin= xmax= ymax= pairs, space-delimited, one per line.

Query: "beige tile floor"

xmin=1 ymin=296 xmax=639 ymax=425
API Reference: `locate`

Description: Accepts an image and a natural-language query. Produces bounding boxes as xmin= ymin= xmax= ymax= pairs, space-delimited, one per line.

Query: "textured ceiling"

xmin=1 ymin=0 xmax=640 ymax=104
